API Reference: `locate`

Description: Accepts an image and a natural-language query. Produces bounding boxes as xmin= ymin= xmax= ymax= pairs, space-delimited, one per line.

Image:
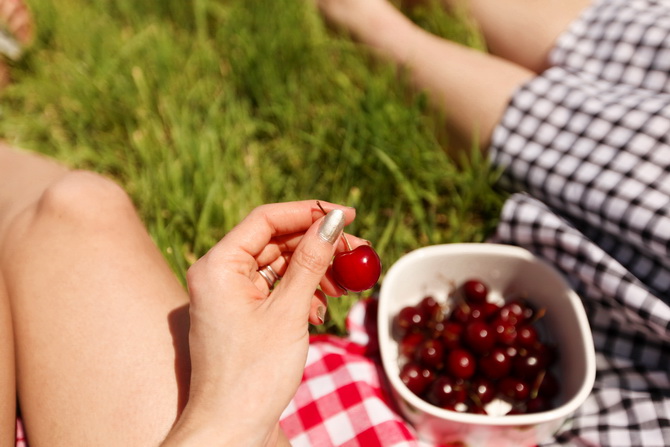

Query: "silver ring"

xmin=258 ymin=265 xmax=280 ymax=288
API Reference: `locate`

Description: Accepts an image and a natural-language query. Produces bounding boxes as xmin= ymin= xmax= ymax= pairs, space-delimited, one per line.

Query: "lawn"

xmin=1 ymin=0 xmax=507 ymax=334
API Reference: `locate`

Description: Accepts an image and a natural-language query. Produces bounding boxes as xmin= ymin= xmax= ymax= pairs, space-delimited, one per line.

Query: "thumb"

xmin=274 ymin=209 xmax=345 ymax=306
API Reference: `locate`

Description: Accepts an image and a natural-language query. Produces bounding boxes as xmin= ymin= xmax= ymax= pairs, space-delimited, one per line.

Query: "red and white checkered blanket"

xmin=280 ymin=298 xmax=427 ymax=447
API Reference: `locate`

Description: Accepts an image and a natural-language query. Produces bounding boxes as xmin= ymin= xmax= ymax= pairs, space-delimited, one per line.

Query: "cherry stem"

xmin=316 ymin=200 xmax=352 ymax=251
xmin=530 ymin=308 xmax=547 ymax=324
xmin=341 ymin=233 xmax=353 ymax=251
xmin=530 ymin=369 xmax=546 ymax=400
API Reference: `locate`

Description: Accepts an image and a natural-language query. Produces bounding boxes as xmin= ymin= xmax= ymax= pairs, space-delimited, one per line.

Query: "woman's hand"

xmin=163 ymin=200 xmax=365 ymax=446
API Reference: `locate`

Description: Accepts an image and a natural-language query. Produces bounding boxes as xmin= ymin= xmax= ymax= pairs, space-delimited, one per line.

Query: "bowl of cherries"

xmin=378 ymin=243 xmax=596 ymax=447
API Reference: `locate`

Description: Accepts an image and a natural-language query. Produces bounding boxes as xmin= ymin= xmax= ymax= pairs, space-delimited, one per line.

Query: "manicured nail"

xmin=318 ymin=209 xmax=345 ymax=245
xmin=316 ymin=306 xmax=326 ymax=325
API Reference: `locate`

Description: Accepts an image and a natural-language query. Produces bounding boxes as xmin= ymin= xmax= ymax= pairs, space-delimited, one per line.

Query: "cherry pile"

xmin=393 ymin=279 xmax=560 ymax=415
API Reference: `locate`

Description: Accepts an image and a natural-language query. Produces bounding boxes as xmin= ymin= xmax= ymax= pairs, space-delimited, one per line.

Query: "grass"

xmin=0 ymin=0 xmax=507 ymax=335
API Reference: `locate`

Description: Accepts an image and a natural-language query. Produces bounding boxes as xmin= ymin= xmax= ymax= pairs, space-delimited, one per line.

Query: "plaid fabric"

xmin=489 ymin=0 xmax=670 ymax=444
xmin=15 ymin=419 xmax=26 ymax=447
xmin=280 ymin=299 xmax=429 ymax=447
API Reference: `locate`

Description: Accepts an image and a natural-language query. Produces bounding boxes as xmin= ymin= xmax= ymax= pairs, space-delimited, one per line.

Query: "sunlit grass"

xmin=1 ymin=0 xmax=505 ymax=334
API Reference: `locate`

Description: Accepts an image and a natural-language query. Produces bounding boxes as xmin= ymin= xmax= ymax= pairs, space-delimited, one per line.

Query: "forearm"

xmin=161 ymin=409 xmax=278 ymax=447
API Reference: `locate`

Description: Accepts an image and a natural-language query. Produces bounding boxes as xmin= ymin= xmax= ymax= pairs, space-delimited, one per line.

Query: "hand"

xmin=163 ymin=200 xmax=365 ymax=446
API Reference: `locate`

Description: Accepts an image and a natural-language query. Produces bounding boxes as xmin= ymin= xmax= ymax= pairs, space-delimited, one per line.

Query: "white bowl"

xmin=378 ymin=243 xmax=596 ymax=447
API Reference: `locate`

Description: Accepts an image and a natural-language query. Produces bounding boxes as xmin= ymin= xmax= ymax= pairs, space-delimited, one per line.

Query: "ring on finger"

xmin=258 ymin=264 xmax=280 ymax=289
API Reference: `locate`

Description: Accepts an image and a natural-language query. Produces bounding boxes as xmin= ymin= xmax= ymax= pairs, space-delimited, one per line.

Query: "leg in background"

xmin=444 ymin=0 xmax=592 ymax=73
xmin=317 ymin=0 xmax=534 ymax=150
xmin=316 ymin=0 xmax=591 ymax=150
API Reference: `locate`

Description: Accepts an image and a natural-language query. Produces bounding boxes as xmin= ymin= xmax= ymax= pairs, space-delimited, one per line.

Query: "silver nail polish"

xmin=316 ymin=306 xmax=326 ymax=324
xmin=318 ymin=209 xmax=345 ymax=244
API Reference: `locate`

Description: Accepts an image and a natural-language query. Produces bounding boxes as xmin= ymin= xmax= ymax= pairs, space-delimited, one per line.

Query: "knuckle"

xmin=247 ymin=204 xmax=272 ymax=222
xmin=292 ymin=247 xmax=330 ymax=276
xmin=185 ymin=259 xmax=206 ymax=297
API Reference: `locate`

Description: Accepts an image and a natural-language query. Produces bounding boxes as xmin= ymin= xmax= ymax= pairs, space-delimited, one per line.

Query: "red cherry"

xmin=399 ymin=332 xmax=424 ymax=359
xmin=415 ymin=339 xmax=445 ymax=369
xmin=332 ymin=245 xmax=382 ymax=292
xmin=447 ymin=348 xmax=476 ymax=379
xmin=499 ymin=377 xmax=530 ymax=401
xmin=428 ymin=376 xmax=467 ymax=408
xmin=399 ymin=362 xmax=435 ymax=396
xmin=418 ymin=295 xmax=441 ymax=319
xmin=316 ymin=201 xmax=382 ymax=293
xmin=462 ymin=279 xmax=489 ymax=303
xmin=513 ymin=350 xmax=547 ymax=380
xmin=464 ymin=321 xmax=496 ymax=354
xmin=471 ymin=377 xmax=496 ymax=404
xmin=479 ymin=347 xmax=512 ymax=380
xmin=441 ymin=321 xmax=464 ymax=349
xmin=492 ymin=318 xmax=518 ymax=346
xmin=393 ymin=306 xmax=426 ymax=338
xmin=516 ymin=325 xmax=538 ymax=348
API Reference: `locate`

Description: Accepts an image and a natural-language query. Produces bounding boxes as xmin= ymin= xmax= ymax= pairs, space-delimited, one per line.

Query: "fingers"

xmin=308 ymin=289 xmax=329 ymax=326
xmin=272 ymin=209 xmax=346 ymax=312
xmin=193 ymin=201 xmax=359 ymax=327
xmin=254 ymin=231 xmax=368 ymax=267
xmin=219 ymin=201 xmax=355 ymax=261
xmin=217 ymin=201 xmax=358 ymax=297
xmin=254 ymin=231 xmax=368 ymax=296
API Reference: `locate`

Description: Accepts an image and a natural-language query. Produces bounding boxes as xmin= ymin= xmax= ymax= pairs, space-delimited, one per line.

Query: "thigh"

xmin=456 ymin=0 xmax=591 ymax=72
xmin=2 ymin=171 xmax=192 ymax=446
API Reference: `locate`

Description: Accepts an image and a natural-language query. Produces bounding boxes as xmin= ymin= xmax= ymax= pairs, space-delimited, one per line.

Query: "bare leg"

xmin=0 ymin=273 xmax=16 ymax=446
xmin=446 ymin=0 xmax=592 ymax=73
xmin=318 ymin=0 xmax=535 ymax=150
xmin=317 ymin=0 xmax=590 ymax=149
xmin=0 ymin=147 xmax=192 ymax=445
xmin=0 ymin=144 xmax=67 ymax=446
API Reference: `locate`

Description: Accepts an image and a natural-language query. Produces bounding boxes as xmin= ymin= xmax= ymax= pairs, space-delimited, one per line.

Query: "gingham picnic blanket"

xmin=280 ymin=298 xmax=426 ymax=447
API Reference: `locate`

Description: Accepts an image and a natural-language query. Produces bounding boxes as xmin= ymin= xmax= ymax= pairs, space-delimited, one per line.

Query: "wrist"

xmin=161 ymin=405 xmax=272 ymax=447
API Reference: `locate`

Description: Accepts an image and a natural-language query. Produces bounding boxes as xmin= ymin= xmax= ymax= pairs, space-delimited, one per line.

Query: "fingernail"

xmin=316 ymin=306 xmax=326 ymax=324
xmin=318 ymin=209 xmax=345 ymax=245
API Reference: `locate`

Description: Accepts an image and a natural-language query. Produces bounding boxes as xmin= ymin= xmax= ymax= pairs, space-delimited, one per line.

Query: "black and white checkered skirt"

xmin=489 ymin=0 xmax=670 ymax=445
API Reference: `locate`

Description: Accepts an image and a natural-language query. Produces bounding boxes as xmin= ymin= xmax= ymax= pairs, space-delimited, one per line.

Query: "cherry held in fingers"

xmin=332 ymin=243 xmax=382 ymax=292
xmin=317 ymin=201 xmax=382 ymax=292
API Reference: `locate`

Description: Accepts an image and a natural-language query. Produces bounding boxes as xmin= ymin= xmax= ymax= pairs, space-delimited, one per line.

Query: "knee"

xmin=35 ymin=171 xmax=136 ymax=229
